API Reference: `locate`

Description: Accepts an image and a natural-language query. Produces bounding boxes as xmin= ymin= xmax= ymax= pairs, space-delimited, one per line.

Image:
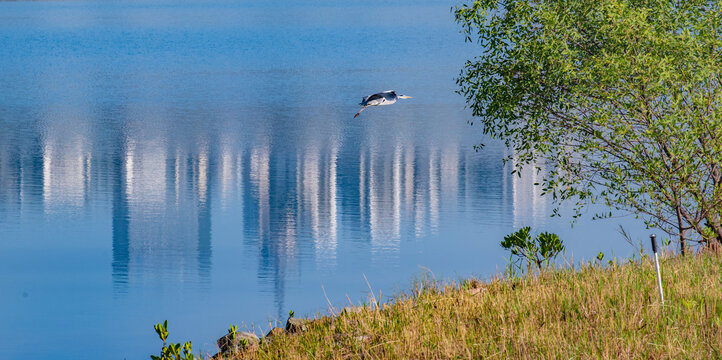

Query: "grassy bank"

xmin=217 ymin=253 xmax=721 ymax=359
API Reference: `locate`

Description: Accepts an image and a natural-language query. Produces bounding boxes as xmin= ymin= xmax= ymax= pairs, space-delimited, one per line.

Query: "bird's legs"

xmin=354 ymin=105 xmax=369 ymax=118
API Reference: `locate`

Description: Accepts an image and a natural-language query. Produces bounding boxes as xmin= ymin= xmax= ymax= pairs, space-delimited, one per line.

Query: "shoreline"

xmin=183 ymin=251 xmax=722 ymax=359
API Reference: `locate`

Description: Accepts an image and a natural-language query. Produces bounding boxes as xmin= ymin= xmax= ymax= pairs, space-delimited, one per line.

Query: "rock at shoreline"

xmin=265 ymin=327 xmax=284 ymax=340
xmin=285 ymin=317 xmax=311 ymax=333
xmin=217 ymin=331 xmax=259 ymax=354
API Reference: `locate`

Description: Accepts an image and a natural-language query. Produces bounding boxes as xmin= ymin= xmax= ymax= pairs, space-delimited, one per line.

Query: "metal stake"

xmin=650 ymin=234 xmax=664 ymax=307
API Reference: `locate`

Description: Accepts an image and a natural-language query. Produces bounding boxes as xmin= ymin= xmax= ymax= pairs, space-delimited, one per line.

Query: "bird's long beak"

xmin=399 ymin=95 xmax=412 ymax=99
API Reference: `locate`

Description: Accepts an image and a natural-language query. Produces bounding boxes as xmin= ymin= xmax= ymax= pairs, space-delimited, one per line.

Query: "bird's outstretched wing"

xmin=380 ymin=91 xmax=397 ymax=101
xmin=361 ymin=93 xmax=384 ymax=105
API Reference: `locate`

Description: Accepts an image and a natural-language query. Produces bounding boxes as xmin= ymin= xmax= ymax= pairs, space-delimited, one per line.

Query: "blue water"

xmin=0 ymin=1 xmax=649 ymax=359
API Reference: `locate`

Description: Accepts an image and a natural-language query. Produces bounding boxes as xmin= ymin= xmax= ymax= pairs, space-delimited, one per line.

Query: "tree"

xmin=455 ymin=0 xmax=722 ymax=253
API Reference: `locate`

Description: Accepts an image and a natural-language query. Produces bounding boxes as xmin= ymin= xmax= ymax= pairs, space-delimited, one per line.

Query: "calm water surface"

xmin=0 ymin=1 xmax=647 ymax=358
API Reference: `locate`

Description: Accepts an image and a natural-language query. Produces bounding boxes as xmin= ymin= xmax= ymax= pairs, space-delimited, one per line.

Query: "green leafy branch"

xmin=151 ymin=320 xmax=196 ymax=360
xmin=501 ymin=226 xmax=564 ymax=275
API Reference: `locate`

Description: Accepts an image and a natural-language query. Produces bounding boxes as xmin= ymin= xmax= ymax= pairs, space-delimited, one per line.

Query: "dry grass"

xmin=223 ymin=252 xmax=722 ymax=359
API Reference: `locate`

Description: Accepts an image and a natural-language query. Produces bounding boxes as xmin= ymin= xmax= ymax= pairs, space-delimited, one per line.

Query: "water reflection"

xmin=0 ymin=111 xmax=532 ymax=296
xmin=511 ymin=157 xmax=548 ymax=227
xmin=111 ymin=134 xmax=214 ymax=291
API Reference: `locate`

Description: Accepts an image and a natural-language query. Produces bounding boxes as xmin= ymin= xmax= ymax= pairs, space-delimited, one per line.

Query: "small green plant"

xmin=663 ymin=237 xmax=672 ymax=250
xmin=595 ymin=252 xmax=615 ymax=267
xmin=289 ymin=310 xmax=295 ymax=318
xmin=501 ymin=226 xmax=564 ymax=274
xmin=228 ymin=324 xmax=237 ymax=341
xmin=154 ymin=320 xmax=169 ymax=346
xmin=151 ymin=320 xmax=196 ymax=360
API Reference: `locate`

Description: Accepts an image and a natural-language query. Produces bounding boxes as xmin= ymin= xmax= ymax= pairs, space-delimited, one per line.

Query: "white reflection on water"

xmin=512 ymin=157 xmax=548 ymax=228
xmin=42 ymin=133 xmax=91 ymax=213
xmin=250 ymin=144 xmax=271 ymax=247
xmin=392 ymin=145 xmax=402 ymax=242
xmin=3 ymin=104 xmax=563 ymax=294
xmin=39 ymin=124 xmax=498 ymax=273
xmin=113 ymin=134 xmax=215 ymax=289
xmin=428 ymin=147 xmax=440 ymax=233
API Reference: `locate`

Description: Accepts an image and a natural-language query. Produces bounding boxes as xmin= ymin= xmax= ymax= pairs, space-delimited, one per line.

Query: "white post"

xmin=650 ymin=234 xmax=664 ymax=307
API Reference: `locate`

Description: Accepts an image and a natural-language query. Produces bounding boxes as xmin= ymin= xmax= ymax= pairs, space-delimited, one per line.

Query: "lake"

xmin=0 ymin=1 xmax=647 ymax=358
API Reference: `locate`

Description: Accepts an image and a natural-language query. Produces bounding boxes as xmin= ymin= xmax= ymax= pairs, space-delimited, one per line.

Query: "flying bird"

xmin=354 ymin=90 xmax=412 ymax=118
